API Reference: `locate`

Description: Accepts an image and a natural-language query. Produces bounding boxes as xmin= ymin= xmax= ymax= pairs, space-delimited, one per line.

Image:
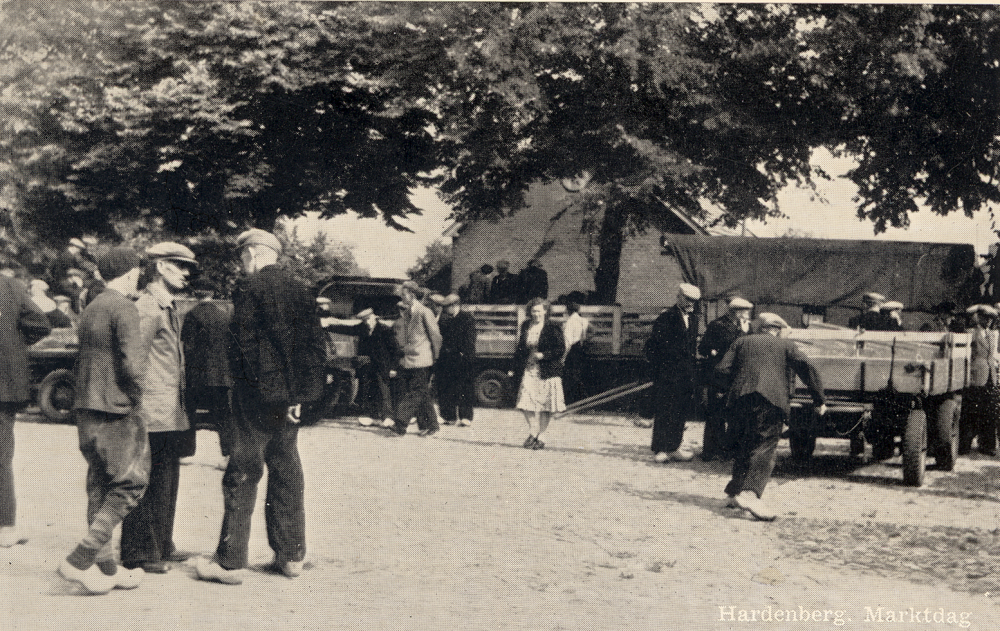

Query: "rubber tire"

xmin=902 ymin=408 xmax=927 ymax=487
xmin=474 ymin=369 xmax=511 ymax=408
xmin=789 ymin=431 xmax=816 ymax=461
xmin=38 ymin=368 xmax=75 ymax=423
xmin=934 ymin=397 xmax=960 ymax=472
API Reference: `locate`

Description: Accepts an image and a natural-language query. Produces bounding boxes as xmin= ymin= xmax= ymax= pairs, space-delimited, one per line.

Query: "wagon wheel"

xmin=38 ymin=368 xmax=74 ymax=423
xmin=934 ymin=396 xmax=960 ymax=472
xmin=474 ymin=368 xmax=511 ymax=408
xmin=902 ymin=408 xmax=927 ymax=487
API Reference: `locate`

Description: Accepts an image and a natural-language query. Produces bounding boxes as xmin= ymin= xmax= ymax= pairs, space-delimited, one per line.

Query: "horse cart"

xmin=784 ymin=327 xmax=971 ymax=487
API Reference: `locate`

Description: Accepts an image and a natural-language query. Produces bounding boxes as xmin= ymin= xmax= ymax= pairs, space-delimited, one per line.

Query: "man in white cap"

xmin=121 ymin=242 xmax=199 ymax=574
xmin=197 ymin=228 xmax=325 ymax=584
xmin=322 ymin=307 xmax=399 ymax=427
xmin=715 ymin=313 xmax=826 ymax=521
xmin=644 ymin=282 xmax=702 ymax=462
xmin=436 ymin=293 xmax=478 ymax=426
xmin=698 ymin=296 xmax=753 ymax=461
xmin=848 ymin=292 xmax=887 ymax=330
xmin=960 ymin=304 xmax=999 ymax=456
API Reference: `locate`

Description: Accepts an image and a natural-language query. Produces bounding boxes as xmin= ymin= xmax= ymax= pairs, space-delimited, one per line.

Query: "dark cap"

xmin=98 ymin=247 xmax=142 ymax=282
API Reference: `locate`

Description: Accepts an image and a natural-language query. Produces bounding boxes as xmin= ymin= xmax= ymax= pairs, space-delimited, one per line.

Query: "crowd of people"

xmin=2 ymin=236 xmax=998 ymax=593
xmin=458 ymin=258 xmax=550 ymax=305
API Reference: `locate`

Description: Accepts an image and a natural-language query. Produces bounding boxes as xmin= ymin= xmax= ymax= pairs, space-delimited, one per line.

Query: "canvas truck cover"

xmin=664 ymin=235 xmax=978 ymax=311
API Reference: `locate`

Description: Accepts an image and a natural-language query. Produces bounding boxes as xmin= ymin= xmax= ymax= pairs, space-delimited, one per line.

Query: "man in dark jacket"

xmin=59 ymin=248 xmax=146 ymax=594
xmin=181 ymin=290 xmax=234 ymax=458
xmin=436 ymin=294 xmax=478 ymax=426
xmin=715 ymin=313 xmax=826 ymax=521
xmin=645 ymin=283 xmax=701 ymax=463
xmin=322 ymin=307 xmax=399 ymax=427
xmin=518 ymin=259 xmax=549 ymax=302
xmin=489 ymin=260 xmax=520 ymax=304
xmin=196 ymin=229 xmax=325 ymax=585
xmin=698 ymin=297 xmax=753 ymax=461
xmin=0 ymin=272 xmax=51 ymax=549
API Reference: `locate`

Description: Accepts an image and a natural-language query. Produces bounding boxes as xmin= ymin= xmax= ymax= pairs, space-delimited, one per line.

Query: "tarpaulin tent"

xmin=662 ymin=235 xmax=980 ymax=311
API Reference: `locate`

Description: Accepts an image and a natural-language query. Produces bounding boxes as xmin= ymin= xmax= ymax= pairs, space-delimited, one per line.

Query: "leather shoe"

xmin=58 ymin=560 xmax=116 ymax=595
xmin=165 ymin=550 xmax=194 ymax=563
xmin=132 ymin=561 xmax=169 ymax=574
xmin=113 ymin=566 xmax=144 ymax=590
xmin=270 ymin=558 xmax=303 ymax=578
xmin=417 ymin=428 xmax=438 ymax=437
xmin=733 ymin=492 xmax=777 ymax=521
xmin=653 ymin=451 xmax=669 ymax=463
xmin=195 ymin=557 xmax=244 ymax=585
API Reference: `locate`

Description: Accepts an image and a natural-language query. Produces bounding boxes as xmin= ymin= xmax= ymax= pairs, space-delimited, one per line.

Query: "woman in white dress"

xmin=514 ymin=298 xmax=566 ymax=449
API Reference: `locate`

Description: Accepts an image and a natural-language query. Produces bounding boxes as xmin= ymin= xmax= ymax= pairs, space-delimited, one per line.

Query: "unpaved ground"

xmin=3 ymin=408 xmax=1000 ymax=630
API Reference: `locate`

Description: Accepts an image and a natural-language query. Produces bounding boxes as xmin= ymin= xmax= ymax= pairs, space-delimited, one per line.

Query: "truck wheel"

xmin=789 ymin=430 xmax=816 ymax=461
xmin=474 ymin=369 xmax=511 ymax=408
xmin=38 ymin=369 xmax=74 ymax=423
xmin=902 ymin=408 xmax=927 ymax=487
xmin=934 ymin=397 xmax=960 ymax=471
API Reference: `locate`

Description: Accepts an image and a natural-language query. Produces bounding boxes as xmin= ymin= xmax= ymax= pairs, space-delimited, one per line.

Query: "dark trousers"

xmin=562 ymin=344 xmax=587 ymax=404
xmin=186 ymin=386 xmax=233 ymax=456
xmin=961 ymin=384 xmax=1000 ymax=454
xmin=120 ymin=430 xmax=193 ymax=566
xmin=393 ymin=367 xmax=438 ymax=433
xmin=75 ymin=409 xmax=150 ymax=562
xmin=356 ymin=367 xmax=392 ymax=420
xmin=650 ymin=376 xmax=695 ymax=454
xmin=436 ymin=363 xmax=475 ymax=422
xmin=702 ymin=388 xmax=734 ymax=458
xmin=215 ymin=393 xmax=305 ymax=570
xmin=725 ymin=393 xmax=785 ymax=499
xmin=0 ymin=404 xmax=21 ymax=527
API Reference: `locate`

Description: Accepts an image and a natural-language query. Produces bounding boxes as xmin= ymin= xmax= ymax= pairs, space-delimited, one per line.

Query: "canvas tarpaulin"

xmin=664 ymin=235 xmax=979 ymax=311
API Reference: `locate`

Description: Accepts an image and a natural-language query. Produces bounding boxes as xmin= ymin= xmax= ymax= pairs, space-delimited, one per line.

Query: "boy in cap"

xmin=120 ymin=243 xmax=199 ymax=574
xmin=644 ymin=283 xmax=702 ymax=462
xmin=436 ymin=293 xmax=478 ymax=426
xmin=59 ymin=247 xmax=147 ymax=594
xmin=197 ymin=228 xmax=325 ymax=584
xmin=715 ymin=313 xmax=826 ymax=521
xmin=699 ymin=296 xmax=753 ymax=461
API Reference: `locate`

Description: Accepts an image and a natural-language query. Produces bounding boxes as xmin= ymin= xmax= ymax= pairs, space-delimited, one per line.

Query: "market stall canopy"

xmin=663 ymin=235 xmax=979 ymax=311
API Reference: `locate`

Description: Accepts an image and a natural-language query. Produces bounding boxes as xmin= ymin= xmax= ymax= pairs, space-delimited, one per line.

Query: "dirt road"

xmin=3 ymin=409 xmax=1000 ymax=630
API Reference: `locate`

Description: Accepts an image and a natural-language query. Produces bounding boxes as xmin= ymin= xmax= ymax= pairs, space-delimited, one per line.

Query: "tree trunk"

xmin=593 ymin=203 xmax=626 ymax=304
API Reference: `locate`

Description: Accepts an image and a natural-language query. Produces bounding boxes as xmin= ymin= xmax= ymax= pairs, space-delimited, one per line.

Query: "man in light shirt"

xmin=561 ymin=302 xmax=590 ymax=404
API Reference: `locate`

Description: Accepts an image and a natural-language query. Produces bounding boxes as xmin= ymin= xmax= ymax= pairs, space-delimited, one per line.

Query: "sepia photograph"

xmin=1 ymin=2 xmax=999 ymax=629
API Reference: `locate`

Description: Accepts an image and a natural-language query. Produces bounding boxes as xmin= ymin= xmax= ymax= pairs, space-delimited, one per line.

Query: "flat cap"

xmin=967 ymin=304 xmax=999 ymax=317
xmin=863 ymin=292 xmax=886 ymax=303
xmin=98 ymin=247 xmax=141 ymax=282
xmin=355 ymin=307 xmax=375 ymax=319
xmin=68 ymin=238 xmax=86 ymax=249
xmin=678 ymin=283 xmax=701 ymax=301
xmin=443 ymin=293 xmax=461 ymax=306
xmin=395 ymin=280 xmax=421 ymax=297
xmin=428 ymin=293 xmax=447 ymax=305
xmin=236 ymin=228 xmax=282 ymax=255
xmin=146 ymin=242 xmax=198 ymax=267
xmin=880 ymin=300 xmax=904 ymax=311
xmin=728 ymin=297 xmax=753 ymax=310
xmin=756 ymin=312 xmax=790 ymax=329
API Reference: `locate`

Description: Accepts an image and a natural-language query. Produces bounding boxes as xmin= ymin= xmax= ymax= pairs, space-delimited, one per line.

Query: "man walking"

xmin=644 ymin=283 xmax=701 ymax=462
xmin=58 ymin=248 xmax=148 ymax=594
xmin=120 ymin=243 xmax=199 ymax=574
xmin=0 ymin=269 xmax=51 ymax=548
xmin=196 ymin=229 xmax=325 ymax=584
xmin=715 ymin=313 xmax=826 ymax=521
xmin=388 ymin=280 xmax=442 ymax=437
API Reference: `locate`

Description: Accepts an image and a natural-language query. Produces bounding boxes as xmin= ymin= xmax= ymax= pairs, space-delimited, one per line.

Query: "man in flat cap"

xmin=436 ymin=293 xmax=478 ymax=427
xmin=321 ymin=307 xmax=399 ymax=428
xmin=848 ymin=292 xmax=888 ymax=330
xmin=489 ymin=260 xmax=519 ymax=304
xmin=59 ymin=247 xmax=146 ymax=594
xmin=715 ymin=313 xmax=826 ymax=521
xmin=644 ymin=283 xmax=702 ymax=463
xmin=197 ymin=229 xmax=325 ymax=584
xmin=120 ymin=243 xmax=199 ymax=574
xmin=698 ymin=296 xmax=753 ymax=461
xmin=388 ymin=280 xmax=442 ymax=437
xmin=960 ymin=304 xmax=999 ymax=456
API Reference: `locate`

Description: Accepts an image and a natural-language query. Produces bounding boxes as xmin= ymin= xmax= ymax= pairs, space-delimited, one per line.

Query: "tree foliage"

xmin=406 ymin=239 xmax=451 ymax=289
